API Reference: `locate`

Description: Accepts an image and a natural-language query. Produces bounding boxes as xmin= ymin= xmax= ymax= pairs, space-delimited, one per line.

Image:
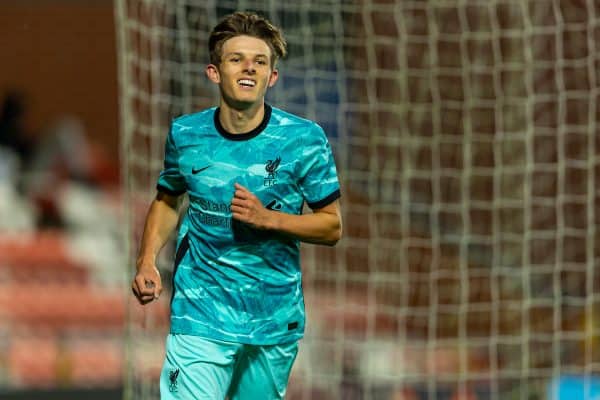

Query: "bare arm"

xmin=231 ymin=183 xmax=342 ymax=246
xmin=132 ymin=191 xmax=182 ymax=304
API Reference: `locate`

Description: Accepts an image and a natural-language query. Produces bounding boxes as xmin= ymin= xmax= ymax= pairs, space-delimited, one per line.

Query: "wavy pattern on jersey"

xmin=157 ymin=105 xmax=340 ymax=345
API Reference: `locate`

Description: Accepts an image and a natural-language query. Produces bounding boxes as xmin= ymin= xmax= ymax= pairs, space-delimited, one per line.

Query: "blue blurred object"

xmin=549 ymin=375 xmax=600 ymax=400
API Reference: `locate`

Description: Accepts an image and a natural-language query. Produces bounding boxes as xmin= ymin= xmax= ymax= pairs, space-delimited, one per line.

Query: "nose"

xmin=243 ymin=59 xmax=256 ymax=73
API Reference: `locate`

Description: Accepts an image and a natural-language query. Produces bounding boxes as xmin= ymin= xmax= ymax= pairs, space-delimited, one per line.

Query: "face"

xmin=206 ymin=35 xmax=279 ymax=110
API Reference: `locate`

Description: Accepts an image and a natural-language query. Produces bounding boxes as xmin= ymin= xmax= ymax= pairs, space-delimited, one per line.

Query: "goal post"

xmin=116 ymin=1 xmax=600 ymax=399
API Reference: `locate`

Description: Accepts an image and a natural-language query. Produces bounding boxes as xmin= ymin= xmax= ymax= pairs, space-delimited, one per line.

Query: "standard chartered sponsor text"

xmin=194 ymin=198 xmax=231 ymax=228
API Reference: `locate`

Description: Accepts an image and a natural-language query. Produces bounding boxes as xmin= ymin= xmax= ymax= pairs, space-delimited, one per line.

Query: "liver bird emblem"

xmin=265 ymin=156 xmax=281 ymax=175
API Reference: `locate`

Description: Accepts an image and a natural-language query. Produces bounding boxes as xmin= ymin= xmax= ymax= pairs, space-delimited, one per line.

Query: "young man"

xmin=131 ymin=11 xmax=342 ymax=399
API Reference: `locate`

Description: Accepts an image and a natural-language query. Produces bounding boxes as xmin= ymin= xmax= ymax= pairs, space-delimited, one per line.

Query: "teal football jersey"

xmin=157 ymin=104 xmax=341 ymax=345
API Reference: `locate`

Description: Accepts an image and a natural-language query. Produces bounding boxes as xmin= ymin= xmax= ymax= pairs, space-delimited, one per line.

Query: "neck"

xmin=218 ymin=100 xmax=265 ymax=134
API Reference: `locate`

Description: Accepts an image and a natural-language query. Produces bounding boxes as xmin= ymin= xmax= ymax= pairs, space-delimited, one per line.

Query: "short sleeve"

xmin=156 ymin=123 xmax=186 ymax=195
xmin=298 ymin=124 xmax=341 ymax=209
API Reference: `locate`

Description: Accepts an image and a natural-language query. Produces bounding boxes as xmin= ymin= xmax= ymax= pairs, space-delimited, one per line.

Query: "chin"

xmin=222 ymin=90 xmax=264 ymax=109
xmin=225 ymin=98 xmax=257 ymax=110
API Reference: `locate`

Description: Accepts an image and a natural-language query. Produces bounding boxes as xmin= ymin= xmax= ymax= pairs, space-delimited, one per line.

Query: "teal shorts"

xmin=159 ymin=334 xmax=299 ymax=400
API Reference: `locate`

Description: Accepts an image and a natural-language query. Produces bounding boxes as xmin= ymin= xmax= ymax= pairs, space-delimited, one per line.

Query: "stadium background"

xmin=1 ymin=1 xmax=599 ymax=400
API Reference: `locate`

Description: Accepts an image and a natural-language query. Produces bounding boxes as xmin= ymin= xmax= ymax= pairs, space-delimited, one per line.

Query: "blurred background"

xmin=2 ymin=1 xmax=600 ymax=400
xmin=0 ymin=1 xmax=123 ymax=399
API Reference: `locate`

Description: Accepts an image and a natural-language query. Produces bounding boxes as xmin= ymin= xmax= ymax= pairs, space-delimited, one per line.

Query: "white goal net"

xmin=116 ymin=1 xmax=600 ymax=399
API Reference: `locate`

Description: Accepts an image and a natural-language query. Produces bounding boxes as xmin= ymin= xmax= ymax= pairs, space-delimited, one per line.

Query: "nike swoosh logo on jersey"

xmin=192 ymin=165 xmax=211 ymax=174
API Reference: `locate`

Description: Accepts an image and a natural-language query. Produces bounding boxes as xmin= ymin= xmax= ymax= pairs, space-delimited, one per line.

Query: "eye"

xmin=256 ymin=59 xmax=267 ymax=65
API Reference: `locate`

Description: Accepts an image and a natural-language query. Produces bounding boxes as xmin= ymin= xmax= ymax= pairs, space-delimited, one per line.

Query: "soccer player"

xmin=131 ymin=11 xmax=342 ymax=400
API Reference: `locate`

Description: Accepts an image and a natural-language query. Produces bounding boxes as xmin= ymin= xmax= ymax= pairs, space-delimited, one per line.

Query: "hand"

xmin=132 ymin=262 xmax=162 ymax=305
xmin=231 ymin=183 xmax=272 ymax=230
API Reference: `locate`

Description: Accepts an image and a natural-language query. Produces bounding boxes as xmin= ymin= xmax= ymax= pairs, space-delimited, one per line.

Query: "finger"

xmin=137 ymin=288 xmax=156 ymax=302
xmin=132 ymin=286 xmax=153 ymax=305
xmin=234 ymin=184 xmax=255 ymax=199
xmin=145 ymin=280 xmax=161 ymax=300
xmin=139 ymin=295 xmax=155 ymax=305
xmin=231 ymin=198 xmax=247 ymax=207
xmin=231 ymin=211 xmax=246 ymax=221
xmin=154 ymin=280 xmax=162 ymax=299
xmin=136 ymin=276 xmax=151 ymax=296
xmin=132 ymin=279 xmax=143 ymax=297
xmin=142 ymin=294 xmax=156 ymax=303
xmin=230 ymin=206 xmax=244 ymax=214
xmin=136 ymin=275 xmax=154 ymax=296
xmin=231 ymin=204 xmax=251 ymax=217
xmin=233 ymin=190 xmax=249 ymax=200
xmin=132 ymin=285 xmax=141 ymax=300
xmin=231 ymin=210 xmax=241 ymax=219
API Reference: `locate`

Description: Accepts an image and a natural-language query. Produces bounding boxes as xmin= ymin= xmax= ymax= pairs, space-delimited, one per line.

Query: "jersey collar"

xmin=214 ymin=104 xmax=272 ymax=141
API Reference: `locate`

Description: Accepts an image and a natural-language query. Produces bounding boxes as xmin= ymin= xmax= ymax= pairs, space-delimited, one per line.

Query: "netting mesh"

xmin=116 ymin=1 xmax=600 ymax=399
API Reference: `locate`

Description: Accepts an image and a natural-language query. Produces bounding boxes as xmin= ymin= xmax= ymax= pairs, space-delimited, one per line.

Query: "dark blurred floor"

xmin=0 ymin=387 xmax=122 ymax=400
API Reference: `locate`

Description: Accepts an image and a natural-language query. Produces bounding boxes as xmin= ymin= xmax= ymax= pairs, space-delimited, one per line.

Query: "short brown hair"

xmin=208 ymin=11 xmax=287 ymax=67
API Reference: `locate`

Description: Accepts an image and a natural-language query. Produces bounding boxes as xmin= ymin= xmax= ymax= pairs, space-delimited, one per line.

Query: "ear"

xmin=206 ymin=64 xmax=220 ymax=84
xmin=267 ymin=69 xmax=279 ymax=88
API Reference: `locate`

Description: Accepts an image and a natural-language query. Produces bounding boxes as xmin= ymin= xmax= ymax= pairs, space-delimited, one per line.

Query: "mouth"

xmin=237 ymin=79 xmax=256 ymax=88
